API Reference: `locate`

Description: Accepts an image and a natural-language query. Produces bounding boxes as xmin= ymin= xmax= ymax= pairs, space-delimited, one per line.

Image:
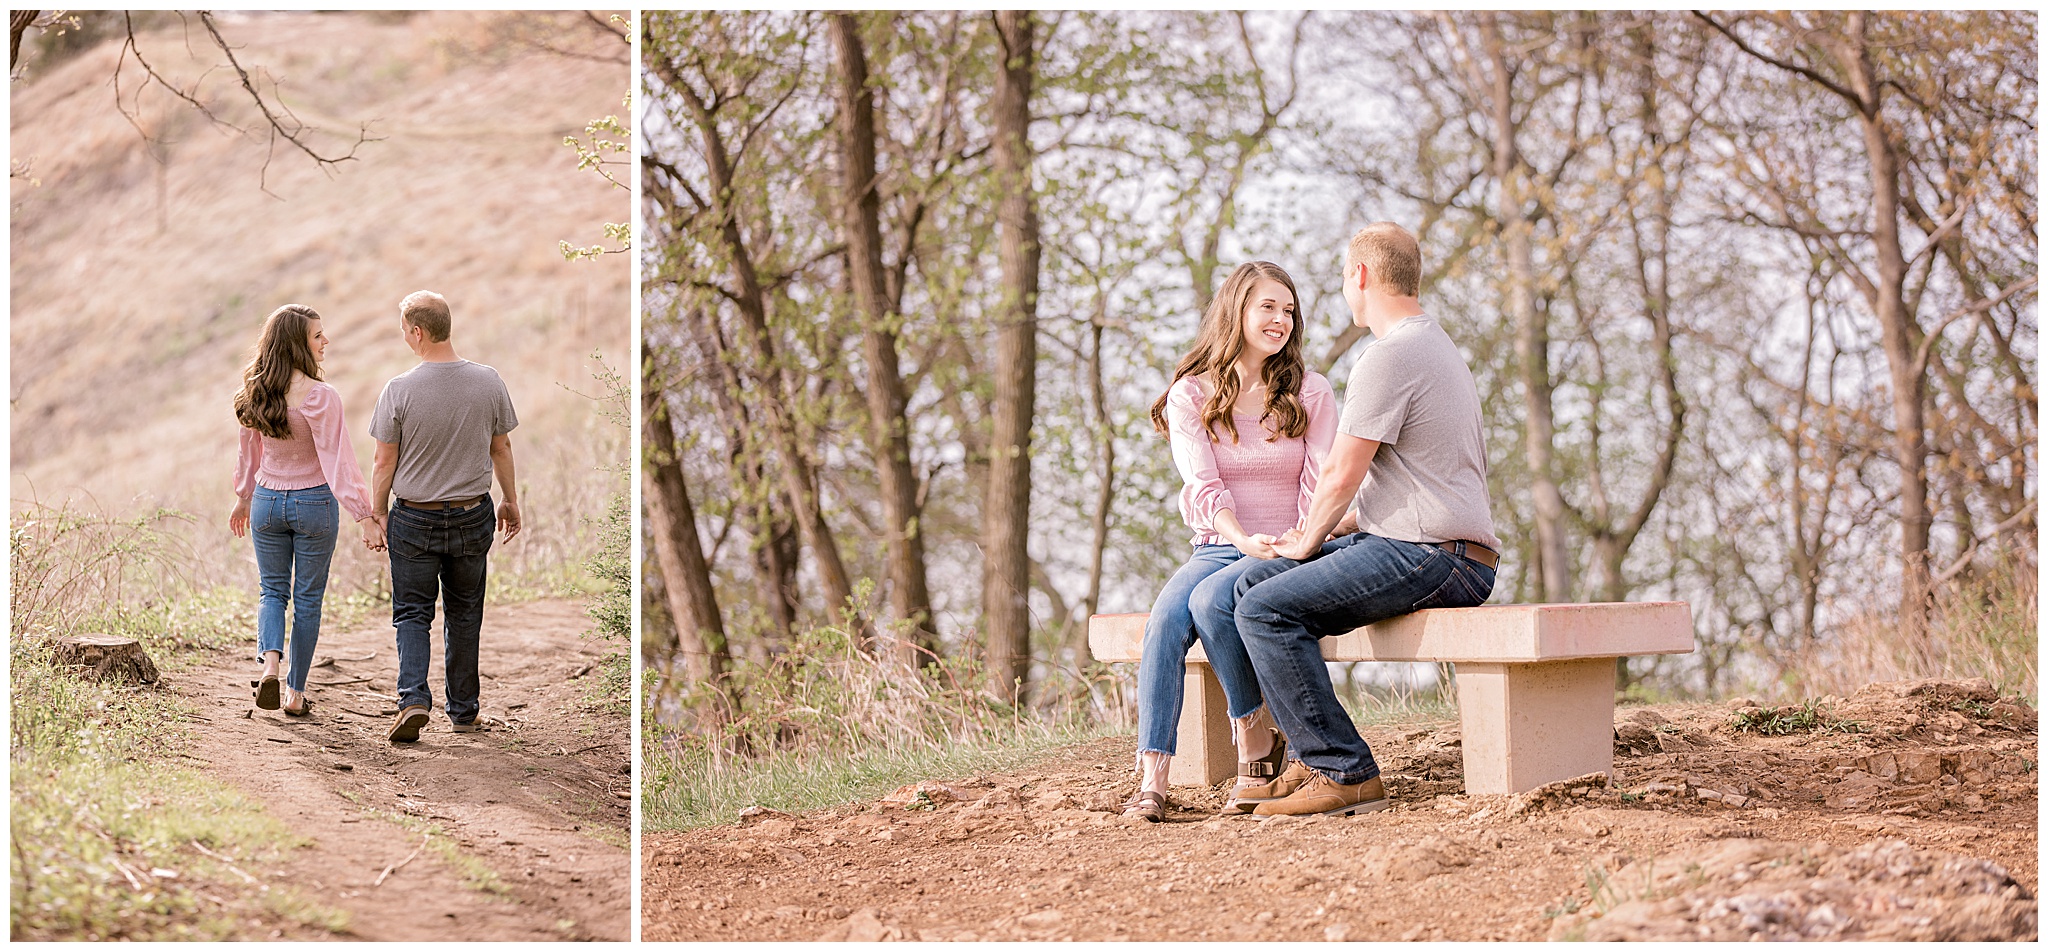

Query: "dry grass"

xmin=1781 ymin=557 xmax=2037 ymax=702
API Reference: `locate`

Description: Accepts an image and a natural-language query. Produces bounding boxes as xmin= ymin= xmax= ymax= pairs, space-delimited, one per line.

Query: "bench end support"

xmin=1455 ymin=658 xmax=1616 ymax=795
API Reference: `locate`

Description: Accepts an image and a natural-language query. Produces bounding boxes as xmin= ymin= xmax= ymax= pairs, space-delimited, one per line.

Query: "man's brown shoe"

xmin=389 ymin=705 xmax=430 ymax=743
xmin=1252 ymin=771 xmax=1391 ymax=818
xmin=1223 ymin=758 xmax=1316 ymax=814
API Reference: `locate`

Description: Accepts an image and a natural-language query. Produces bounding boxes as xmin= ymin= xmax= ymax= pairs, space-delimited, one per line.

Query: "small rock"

xmin=1324 ymin=924 xmax=1351 ymax=941
xmin=1727 ymin=697 xmax=1760 ymax=710
xmin=737 ymin=806 xmax=797 ymax=826
xmin=1019 ymin=909 xmax=1063 ymax=930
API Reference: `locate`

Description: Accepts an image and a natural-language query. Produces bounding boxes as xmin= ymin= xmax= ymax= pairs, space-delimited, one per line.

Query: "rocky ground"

xmin=642 ymin=678 xmax=2036 ymax=942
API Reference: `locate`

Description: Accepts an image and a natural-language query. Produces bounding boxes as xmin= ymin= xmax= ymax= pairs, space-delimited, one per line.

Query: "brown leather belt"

xmin=1436 ymin=540 xmax=1499 ymax=569
xmin=398 ymin=495 xmax=484 ymax=511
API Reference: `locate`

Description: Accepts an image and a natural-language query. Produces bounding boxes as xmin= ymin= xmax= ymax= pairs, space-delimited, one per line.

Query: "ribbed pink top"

xmin=1165 ymin=372 xmax=1338 ymax=547
xmin=232 ymin=382 xmax=374 ymax=522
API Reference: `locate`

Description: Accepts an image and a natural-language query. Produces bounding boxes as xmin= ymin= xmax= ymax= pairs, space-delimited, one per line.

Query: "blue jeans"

xmin=387 ymin=495 xmax=494 ymax=724
xmin=1136 ymin=545 xmax=1271 ymax=755
xmin=251 ymin=485 xmax=338 ymax=693
xmin=1233 ymin=533 xmax=1496 ymax=784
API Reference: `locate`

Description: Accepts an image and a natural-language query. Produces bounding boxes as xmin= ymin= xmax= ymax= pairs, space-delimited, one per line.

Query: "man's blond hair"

xmin=1344 ymin=222 xmax=1422 ymax=298
xmin=400 ymin=290 xmax=452 ymax=342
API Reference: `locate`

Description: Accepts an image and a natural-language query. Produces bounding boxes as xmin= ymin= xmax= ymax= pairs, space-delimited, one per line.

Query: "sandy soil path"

xmin=180 ymin=598 xmax=628 ymax=941
xmin=644 ymin=681 xmax=2035 ymax=942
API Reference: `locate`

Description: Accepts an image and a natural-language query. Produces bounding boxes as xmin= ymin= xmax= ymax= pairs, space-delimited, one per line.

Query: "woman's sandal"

xmin=1221 ymin=728 xmax=1288 ymax=815
xmin=1120 ymin=789 xmax=1171 ymax=823
xmin=251 ymin=675 xmax=281 ymax=711
xmin=283 ymin=695 xmax=315 ymax=718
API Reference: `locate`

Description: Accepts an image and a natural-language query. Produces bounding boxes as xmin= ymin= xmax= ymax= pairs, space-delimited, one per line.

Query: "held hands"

xmin=1273 ymin=527 xmax=1322 ymax=562
xmin=497 ymin=500 xmax=522 ymax=541
xmin=361 ymin=514 xmax=386 ymax=553
xmin=1236 ymin=533 xmax=1281 ymax=560
xmin=229 ymin=499 xmax=250 ymax=538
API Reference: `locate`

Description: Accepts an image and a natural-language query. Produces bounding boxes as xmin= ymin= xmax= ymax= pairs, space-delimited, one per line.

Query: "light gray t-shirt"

xmin=1338 ymin=314 xmax=1501 ymax=551
xmin=370 ymin=359 xmax=518 ymax=503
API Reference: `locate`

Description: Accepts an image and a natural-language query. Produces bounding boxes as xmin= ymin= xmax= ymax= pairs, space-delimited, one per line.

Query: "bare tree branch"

xmin=113 ymin=12 xmax=379 ymax=197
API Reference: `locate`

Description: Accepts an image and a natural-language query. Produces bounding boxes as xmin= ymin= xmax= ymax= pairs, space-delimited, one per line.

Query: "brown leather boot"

xmin=1252 ymin=771 xmax=1391 ymax=818
xmin=1222 ymin=758 xmax=1315 ymax=814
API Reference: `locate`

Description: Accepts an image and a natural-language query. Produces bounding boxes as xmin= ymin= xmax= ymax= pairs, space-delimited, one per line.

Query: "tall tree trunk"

xmin=984 ymin=9 xmax=1041 ymax=703
xmin=832 ymin=13 xmax=938 ymax=664
xmin=1079 ymin=314 xmax=1115 ymax=666
xmin=1482 ymin=14 xmax=1571 ymax=602
xmin=641 ymin=355 xmax=737 ymax=716
xmin=655 ymin=52 xmax=864 ymax=634
xmin=1835 ymin=14 xmax=1931 ymax=621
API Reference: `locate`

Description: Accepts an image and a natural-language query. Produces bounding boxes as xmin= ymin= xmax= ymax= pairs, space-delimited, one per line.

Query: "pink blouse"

xmin=233 ymin=382 xmax=375 ymax=522
xmin=1166 ymin=372 xmax=1338 ymax=547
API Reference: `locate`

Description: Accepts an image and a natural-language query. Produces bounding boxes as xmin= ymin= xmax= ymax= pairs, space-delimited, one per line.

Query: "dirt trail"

xmin=180 ymin=598 xmax=628 ymax=940
xmin=643 ymin=679 xmax=2036 ymax=942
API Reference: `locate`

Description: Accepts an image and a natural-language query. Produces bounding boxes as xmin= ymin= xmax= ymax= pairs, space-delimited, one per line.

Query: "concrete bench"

xmin=1088 ymin=602 xmax=1694 ymax=795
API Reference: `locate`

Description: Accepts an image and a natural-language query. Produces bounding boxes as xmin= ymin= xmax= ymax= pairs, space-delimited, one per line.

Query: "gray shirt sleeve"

xmin=1338 ymin=342 xmax=1411 ymax=445
xmin=493 ymin=375 xmax=518 ymax=435
xmin=370 ymin=381 xmax=399 ymax=444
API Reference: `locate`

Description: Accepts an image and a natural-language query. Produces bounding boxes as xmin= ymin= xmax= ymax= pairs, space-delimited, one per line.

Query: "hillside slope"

xmin=10 ymin=12 xmax=630 ymax=583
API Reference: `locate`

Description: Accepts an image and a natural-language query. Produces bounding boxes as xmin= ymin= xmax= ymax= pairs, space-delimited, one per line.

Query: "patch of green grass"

xmin=362 ymin=811 xmax=513 ymax=900
xmin=10 ymin=637 xmax=346 ymax=940
xmin=1732 ymin=698 xmax=1867 ymax=737
xmin=642 ymin=719 xmax=1117 ymax=832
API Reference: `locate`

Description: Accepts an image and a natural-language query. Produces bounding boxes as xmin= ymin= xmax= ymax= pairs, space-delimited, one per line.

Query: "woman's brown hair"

xmin=1150 ymin=261 xmax=1308 ymax=444
xmin=232 ymin=304 xmax=324 ymax=440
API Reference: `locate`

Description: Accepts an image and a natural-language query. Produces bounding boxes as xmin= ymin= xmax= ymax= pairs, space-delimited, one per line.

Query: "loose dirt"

xmin=180 ymin=598 xmax=628 ymax=940
xmin=642 ymin=679 xmax=2036 ymax=942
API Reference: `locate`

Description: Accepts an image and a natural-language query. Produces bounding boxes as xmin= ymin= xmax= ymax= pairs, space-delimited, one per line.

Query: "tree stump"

xmin=52 ymin=635 xmax=160 ymax=684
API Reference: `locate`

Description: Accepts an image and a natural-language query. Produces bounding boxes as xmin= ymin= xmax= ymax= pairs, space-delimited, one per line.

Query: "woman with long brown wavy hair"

xmin=1122 ymin=261 xmax=1337 ymax=821
xmin=230 ymin=304 xmax=380 ymax=717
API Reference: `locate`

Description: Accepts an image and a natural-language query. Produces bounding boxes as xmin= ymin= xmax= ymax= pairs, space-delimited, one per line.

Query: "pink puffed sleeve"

xmin=301 ymin=384 xmax=375 ymax=522
xmin=234 ymin=426 xmax=262 ymax=501
xmin=1166 ymin=378 xmax=1235 ymax=535
xmin=1296 ymin=372 xmax=1338 ymax=521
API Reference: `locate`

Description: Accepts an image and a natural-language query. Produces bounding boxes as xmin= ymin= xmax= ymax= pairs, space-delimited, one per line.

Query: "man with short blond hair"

xmin=369 ymin=289 xmax=522 ymax=742
xmin=1345 ymin=222 xmax=1421 ymax=297
xmin=1204 ymin=221 xmax=1501 ymax=817
xmin=399 ymin=290 xmax=453 ymax=341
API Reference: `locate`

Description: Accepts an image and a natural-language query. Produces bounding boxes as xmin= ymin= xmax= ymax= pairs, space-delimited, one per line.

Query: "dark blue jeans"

xmin=1233 ymin=533 xmax=1496 ymax=785
xmin=387 ymin=494 xmax=494 ymax=724
xmin=250 ymin=484 xmax=337 ymax=693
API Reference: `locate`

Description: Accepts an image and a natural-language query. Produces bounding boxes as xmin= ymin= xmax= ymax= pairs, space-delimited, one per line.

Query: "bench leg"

xmin=1453 ymin=658 xmax=1616 ymax=795
xmin=1171 ymin=661 xmax=1236 ymax=787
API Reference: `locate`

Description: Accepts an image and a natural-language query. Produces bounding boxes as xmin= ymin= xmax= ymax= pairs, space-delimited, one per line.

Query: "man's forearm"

xmin=371 ymin=465 xmax=395 ymax=514
xmin=491 ymin=450 xmax=517 ymax=505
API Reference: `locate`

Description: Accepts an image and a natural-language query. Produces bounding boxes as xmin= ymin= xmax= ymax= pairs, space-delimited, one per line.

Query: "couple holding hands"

xmin=229 ymin=291 xmax=521 ymax=742
xmin=1130 ymin=222 xmax=1502 ymax=820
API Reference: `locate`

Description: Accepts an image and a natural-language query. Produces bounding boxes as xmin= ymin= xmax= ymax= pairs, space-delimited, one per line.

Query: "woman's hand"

xmin=1327 ymin=508 xmax=1360 ymax=541
xmin=1237 ymin=533 xmax=1281 ymax=560
xmin=229 ymin=499 xmax=250 ymax=538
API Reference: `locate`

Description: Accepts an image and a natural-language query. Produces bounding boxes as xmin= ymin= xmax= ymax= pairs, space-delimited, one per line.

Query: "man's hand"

xmin=497 ymin=499 xmax=522 ymax=541
xmin=1274 ymin=527 xmax=1322 ymax=562
xmin=361 ymin=514 xmax=386 ymax=552
xmin=1328 ymin=509 xmax=1360 ymax=541
xmin=229 ymin=498 xmax=251 ymax=538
